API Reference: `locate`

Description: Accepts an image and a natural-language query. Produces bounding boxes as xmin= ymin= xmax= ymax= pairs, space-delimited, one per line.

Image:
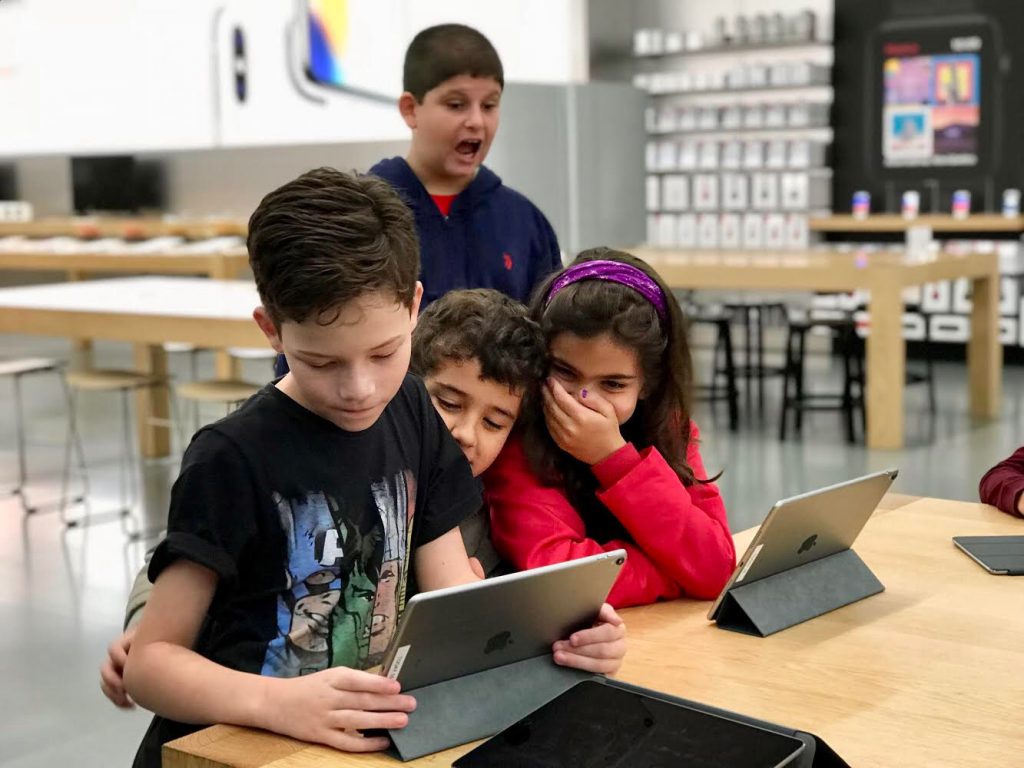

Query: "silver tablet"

xmin=709 ymin=469 xmax=898 ymax=621
xmin=383 ymin=549 xmax=626 ymax=690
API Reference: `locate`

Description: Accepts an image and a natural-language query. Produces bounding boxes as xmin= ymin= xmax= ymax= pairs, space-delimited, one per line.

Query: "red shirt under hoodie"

xmin=485 ymin=422 xmax=736 ymax=608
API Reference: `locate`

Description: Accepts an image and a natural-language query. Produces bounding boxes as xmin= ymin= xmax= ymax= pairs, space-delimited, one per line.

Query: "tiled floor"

xmin=0 ymin=333 xmax=1020 ymax=766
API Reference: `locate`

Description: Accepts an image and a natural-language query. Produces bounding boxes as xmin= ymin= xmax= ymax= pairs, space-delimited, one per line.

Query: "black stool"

xmin=779 ymin=314 xmax=865 ymax=444
xmin=689 ymin=308 xmax=739 ymax=431
xmin=725 ymin=301 xmax=788 ymax=415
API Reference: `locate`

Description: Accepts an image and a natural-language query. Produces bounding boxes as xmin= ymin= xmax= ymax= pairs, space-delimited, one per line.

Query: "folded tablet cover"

xmin=954 ymin=536 xmax=1024 ymax=575
xmin=453 ymin=678 xmax=818 ymax=768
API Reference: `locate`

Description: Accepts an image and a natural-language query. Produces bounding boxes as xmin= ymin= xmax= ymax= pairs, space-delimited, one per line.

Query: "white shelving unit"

xmin=631 ymin=23 xmax=835 ymax=251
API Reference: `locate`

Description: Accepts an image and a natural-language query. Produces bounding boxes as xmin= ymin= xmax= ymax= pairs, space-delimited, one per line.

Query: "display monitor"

xmin=882 ymin=52 xmax=980 ymax=168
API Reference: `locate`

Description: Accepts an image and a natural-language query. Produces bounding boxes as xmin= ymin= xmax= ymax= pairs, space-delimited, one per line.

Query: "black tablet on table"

xmin=453 ymin=679 xmax=806 ymax=768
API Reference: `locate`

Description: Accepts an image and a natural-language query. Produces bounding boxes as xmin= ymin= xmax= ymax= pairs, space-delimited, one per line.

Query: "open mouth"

xmin=456 ymin=139 xmax=482 ymax=159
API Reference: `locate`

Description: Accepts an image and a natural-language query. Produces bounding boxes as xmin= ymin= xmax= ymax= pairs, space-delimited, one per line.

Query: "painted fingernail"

xmin=580 ymin=388 xmax=588 ymax=399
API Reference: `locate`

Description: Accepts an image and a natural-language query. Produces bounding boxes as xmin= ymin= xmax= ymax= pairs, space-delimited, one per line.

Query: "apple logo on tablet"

xmin=484 ymin=630 xmax=513 ymax=654
xmin=798 ymin=534 xmax=818 ymax=555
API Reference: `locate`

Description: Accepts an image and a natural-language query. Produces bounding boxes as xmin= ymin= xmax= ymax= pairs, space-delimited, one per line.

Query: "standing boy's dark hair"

xmin=411 ymin=289 xmax=545 ymax=395
xmin=247 ymin=167 xmax=420 ymax=328
xmin=403 ymin=24 xmax=504 ymax=102
xmin=524 ymin=247 xmax=703 ymax=542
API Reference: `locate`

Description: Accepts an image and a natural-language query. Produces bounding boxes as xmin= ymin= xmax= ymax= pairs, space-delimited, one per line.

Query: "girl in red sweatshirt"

xmin=485 ymin=248 xmax=736 ymax=608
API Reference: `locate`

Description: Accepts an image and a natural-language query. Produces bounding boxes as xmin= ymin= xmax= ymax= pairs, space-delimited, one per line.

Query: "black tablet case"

xmin=954 ymin=535 xmax=1024 ymax=575
xmin=714 ymin=548 xmax=885 ymax=637
xmin=452 ymin=676 xmax=852 ymax=768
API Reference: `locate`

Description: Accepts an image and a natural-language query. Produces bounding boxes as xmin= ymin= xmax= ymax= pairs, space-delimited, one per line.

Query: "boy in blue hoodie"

xmin=276 ymin=25 xmax=560 ymax=376
xmin=370 ymin=23 xmax=562 ymax=307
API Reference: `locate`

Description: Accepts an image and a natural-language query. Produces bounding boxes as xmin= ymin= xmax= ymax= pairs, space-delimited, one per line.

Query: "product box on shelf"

xmin=722 ymin=173 xmax=749 ymax=210
xmin=721 ymin=141 xmax=743 ymax=170
xmin=678 ymin=141 xmax=699 ymax=170
xmin=697 ymin=213 xmax=720 ymax=248
xmin=780 ymin=173 xmax=808 ymax=210
xmin=657 ymin=213 xmax=677 ymax=247
xmin=764 ymin=104 xmax=787 ymax=128
xmin=784 ymin=214 xmax=809 ymax=249
xmin=765 ymin=140 xmax=788 ymax=169
xmin=662 ymin=175 xmax=690 ymax=211
xmin=698 ymin=107 xmax=719 ymax=130
xmin=720 ymin=213 xmax=742 ymax=248
xmin=658 ymin=141 xmax=680 ymax=171
xmin=788 ymin=140 xmax=827 ymax=169
xmin=743 ymin=140 xmax=765 ymax=169
xmin=764 ymin=213 xmax=787 ymax=248
xmin=646 ymin=176 xmax=661 ymax=212
xmin=721 ymin=106 xmax=742 ymax=130
xmin=743 ymin=105 xmax=765 ymax=129
xmin=677 ymin=213 xmax=698 ymax=248
xmin=752 ymin=173 xmax=779 ymax=210
xmin=693 ymin=174 xmax=720 ymax=211
xmin=698 ymin=142 xmax=720 ymax=170
xmin=743 ymin=213 xmax=764 ymax=248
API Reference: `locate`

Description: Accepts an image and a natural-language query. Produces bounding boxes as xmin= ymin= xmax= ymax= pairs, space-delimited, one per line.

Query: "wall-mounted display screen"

xmin=882 ymin=53 xmax=980 ymax=168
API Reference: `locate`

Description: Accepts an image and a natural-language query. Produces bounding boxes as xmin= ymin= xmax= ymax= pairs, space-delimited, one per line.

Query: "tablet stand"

xmin=714 ymin=548 xmax=884 ymax=637
xmin=387 ymin=655 xmax=591 ymax=761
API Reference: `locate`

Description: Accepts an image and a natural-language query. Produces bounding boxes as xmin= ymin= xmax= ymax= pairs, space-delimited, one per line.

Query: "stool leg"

xmin=923 ymin=324 xmax=937 ymax=414
xmin=709 ymin=324 xmax=723 ymax=402
xmin=58 ymin=385 xmax=91 ymax=527
xmin=841 ymin=326 xmax=856 ymax=444
xmin=779 ymin=326 xmax=795 ymax=441
xmin=794 ymin=328 xmax=806 ymax=435
xmin=10 ymin=373 xmax=29 ymax=509
xmin=755 ymin=307 xmax=766 ymax=414
xmin=119 ymin=389 xmax=141 ymax=539
xmin=722 ymin=322 xmax=739 ymax=432
xmin=743 ymin=308 xmax=754 ymax=411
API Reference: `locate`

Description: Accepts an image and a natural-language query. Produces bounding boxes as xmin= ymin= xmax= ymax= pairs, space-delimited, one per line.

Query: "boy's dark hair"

xmin=247 ymin=167 xmax=419 ymax=327
xmin=403 ymin=24 xmax=504 ymax=102
xmin=411 ymin=289 xmax=545 ymax=393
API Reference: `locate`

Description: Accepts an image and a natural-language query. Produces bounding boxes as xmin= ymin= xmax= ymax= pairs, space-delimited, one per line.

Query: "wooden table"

xmin=0 ymin=244 xmax=250 ymax=281
xmin=0 ymin=240 xmax=251 ymax=372
xmin=0 ymin=276 xmax=267 ymax=458
xmin=164 ymin=496 xmax=1024 ymax=767
xmin=0 ymin=216 xmax=247 ymax=240
xmin=632 ymin=247 xmax=1002 ymax=449
xmin=809 ymin=213 xmax=1024 ymax=234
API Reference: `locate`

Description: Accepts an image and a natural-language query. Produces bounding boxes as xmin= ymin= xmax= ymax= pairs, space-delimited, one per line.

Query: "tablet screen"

xmin=454 ymin=680 xmax=804 ymax=768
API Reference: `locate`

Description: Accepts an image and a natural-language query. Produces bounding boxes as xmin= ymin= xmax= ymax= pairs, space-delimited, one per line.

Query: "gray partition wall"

xmin=492 ymin=82 xmax=647 ymax=257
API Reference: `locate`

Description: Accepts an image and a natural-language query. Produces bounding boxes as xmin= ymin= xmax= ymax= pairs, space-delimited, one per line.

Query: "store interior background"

xmin=2 ymin=1 xmax=1023 ymax=765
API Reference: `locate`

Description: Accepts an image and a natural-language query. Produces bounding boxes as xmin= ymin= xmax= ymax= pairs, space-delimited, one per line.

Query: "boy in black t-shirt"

xmin=122 ymin=169 xmax=623 ymax=765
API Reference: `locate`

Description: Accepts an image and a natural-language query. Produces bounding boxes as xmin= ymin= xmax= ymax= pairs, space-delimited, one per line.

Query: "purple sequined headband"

xmin=545 ymin=259 xmax=668 ymax=323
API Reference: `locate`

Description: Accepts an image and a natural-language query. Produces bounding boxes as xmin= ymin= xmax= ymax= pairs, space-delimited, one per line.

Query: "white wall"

xmin=0 ymin=0 xmax=588 ymax=157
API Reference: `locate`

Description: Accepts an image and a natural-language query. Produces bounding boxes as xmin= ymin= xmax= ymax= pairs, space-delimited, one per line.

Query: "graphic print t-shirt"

xmin=133 ymin=375 xmax=480 ymax=766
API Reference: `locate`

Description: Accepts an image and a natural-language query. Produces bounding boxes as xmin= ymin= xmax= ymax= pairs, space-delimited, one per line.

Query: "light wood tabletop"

xmin=632 ymin=247 xmax=1003 ymax=450
xmin=809 ymin=213 xmax=1024 ymax=234
xmin=0 ymin=276 xmax=268 ymax=457
xmin=0 ymin=216 xmax=247 ymax=240
xmin=164 ymin=496 xmax=1024 ymax=768
xmin=0 ymin=243 xmax=249 ymax=280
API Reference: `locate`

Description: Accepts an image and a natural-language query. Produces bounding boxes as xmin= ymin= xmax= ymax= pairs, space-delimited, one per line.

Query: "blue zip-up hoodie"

xmin=273 ymin=159 xmax=562 ymax=377
xmin=369 ymin=157 xmax=562 ymax=307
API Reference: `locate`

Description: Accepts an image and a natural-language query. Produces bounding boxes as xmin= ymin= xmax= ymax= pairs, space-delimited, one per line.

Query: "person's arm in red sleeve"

xmin=979 ymin=446 xmax=1024 ymax=518
xmin=484 ymin=436 xmax=685 ymax=608
xmin=591 ymin=421 xmax=735 ymax=601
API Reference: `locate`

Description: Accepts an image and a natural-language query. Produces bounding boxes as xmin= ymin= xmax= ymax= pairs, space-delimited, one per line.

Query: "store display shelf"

xmin=634 ymin=41 xmax=832 ymax=60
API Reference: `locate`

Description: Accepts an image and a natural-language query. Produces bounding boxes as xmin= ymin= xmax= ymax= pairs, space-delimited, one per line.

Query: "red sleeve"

xmin=484 ymin=425 xmax=736 ymax=609
xmin=979 ymin=446 xmax=1024 ymax=518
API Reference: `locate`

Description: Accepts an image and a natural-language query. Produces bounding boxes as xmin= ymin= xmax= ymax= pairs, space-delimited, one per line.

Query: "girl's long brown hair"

xmin=523 ymin=247 xmax=703 ymax=542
